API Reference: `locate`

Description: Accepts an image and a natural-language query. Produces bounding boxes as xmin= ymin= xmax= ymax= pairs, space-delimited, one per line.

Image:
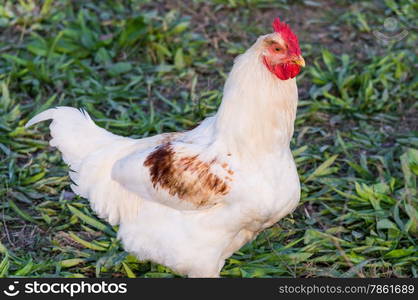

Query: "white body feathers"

xmin=26 ymin=35 xmax=301 ymax=277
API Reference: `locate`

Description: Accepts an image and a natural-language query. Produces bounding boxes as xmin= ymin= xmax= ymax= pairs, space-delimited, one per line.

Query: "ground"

xmin=0 ymin=0 xmax=417 ymax=278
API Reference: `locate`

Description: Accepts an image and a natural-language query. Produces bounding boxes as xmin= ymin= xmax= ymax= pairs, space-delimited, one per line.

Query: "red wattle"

xmin=263 ymin=57 xmax=301 ymax=80
xmin=273 ymin=63 xmax=301 ymax=80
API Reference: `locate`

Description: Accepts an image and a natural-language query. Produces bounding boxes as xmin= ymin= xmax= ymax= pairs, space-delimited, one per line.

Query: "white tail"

xmin=26 ymin=106 xmax=140 ymax=225
xmin=26 ymin=107 xmax=120 ymax=169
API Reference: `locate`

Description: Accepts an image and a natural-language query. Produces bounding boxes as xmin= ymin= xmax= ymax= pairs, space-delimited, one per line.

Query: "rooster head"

xmin=262 ymin=18 xmax=305 ymax=80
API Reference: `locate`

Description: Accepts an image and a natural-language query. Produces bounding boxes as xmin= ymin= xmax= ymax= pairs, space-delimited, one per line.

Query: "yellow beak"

xmin=292 ymin=56 xmax=305 ymax=67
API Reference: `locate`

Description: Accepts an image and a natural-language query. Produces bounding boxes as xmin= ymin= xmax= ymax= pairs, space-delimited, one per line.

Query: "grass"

xmin=0 ymin=0 xmax=417 ymax=278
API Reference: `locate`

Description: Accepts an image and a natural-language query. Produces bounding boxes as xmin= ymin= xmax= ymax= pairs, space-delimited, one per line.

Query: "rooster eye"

xmin=274 ymin=47 xmax=282 ymax=52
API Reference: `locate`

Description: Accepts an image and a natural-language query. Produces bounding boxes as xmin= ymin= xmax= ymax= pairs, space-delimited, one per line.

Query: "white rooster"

xmin=26 ymin=18 xmax=305 ymax=277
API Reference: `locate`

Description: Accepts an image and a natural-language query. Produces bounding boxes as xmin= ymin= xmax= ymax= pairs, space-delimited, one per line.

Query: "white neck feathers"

xmin=214 ymin=39 xmax=298 ymax=154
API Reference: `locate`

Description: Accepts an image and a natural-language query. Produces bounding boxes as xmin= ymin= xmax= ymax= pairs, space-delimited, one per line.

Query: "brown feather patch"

xmin=143 ymin=143 xmax=231 ymax=207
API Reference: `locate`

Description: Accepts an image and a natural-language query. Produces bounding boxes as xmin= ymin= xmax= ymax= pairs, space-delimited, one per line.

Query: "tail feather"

xmin=26 ymin=106 xmax=141 ymax=225
xmin=26 ymin=109 xmax=56 ymax=128
xmin=26 ymin=107 xmax=120 ymax=170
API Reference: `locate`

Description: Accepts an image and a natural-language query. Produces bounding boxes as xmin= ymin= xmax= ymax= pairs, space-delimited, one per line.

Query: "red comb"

xmin=272 ymin=18 xmax=301 ymax=56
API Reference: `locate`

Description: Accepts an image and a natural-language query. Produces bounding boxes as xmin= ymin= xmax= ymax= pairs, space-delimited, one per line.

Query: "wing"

xmin=111 ymin=130 xmax=234 ymax=210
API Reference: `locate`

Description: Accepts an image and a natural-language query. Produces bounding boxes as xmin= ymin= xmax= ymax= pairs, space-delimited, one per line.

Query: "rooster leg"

xmin=188 ymin=265 xmax=222 ymax=278
xmin=221 ymin=229 xmax=256 ymax=260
